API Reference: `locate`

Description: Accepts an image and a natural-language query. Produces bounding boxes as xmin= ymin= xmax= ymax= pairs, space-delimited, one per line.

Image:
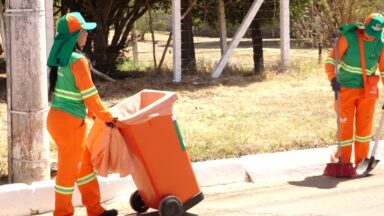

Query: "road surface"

xmin=39 ymin=164 xmax=384 ymax=216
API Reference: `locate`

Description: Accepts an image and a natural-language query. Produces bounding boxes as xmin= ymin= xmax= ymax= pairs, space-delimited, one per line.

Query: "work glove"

xmin=330 ymin=78 xmax=340 ymax=92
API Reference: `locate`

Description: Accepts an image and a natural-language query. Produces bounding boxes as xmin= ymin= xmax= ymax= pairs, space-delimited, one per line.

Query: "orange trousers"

xmin=47 ymin=109 xmax=105 ymax=216
xmin=335 ymin=87 xmax=376 ymax=164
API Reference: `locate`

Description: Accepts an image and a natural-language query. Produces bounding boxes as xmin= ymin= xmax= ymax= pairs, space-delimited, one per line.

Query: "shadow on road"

xmin=287 ymin=174 xmax=371 ymax=189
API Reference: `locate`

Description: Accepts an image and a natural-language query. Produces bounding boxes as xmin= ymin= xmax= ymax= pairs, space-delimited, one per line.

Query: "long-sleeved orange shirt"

xmin=71 ymin=57 xmax=114 ymax=122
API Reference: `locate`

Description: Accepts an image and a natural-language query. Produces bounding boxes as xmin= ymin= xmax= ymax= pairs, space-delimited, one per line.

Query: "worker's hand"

xmin=330 ymin=78 xmax=340 ymax=92
xmin=105 ymin=117 xmax=118 ymax=128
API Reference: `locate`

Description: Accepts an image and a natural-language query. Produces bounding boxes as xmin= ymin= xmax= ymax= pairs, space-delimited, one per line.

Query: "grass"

xmin=93 ymin=57 xmax=336 ymax=162
xmin=2 ymin=32 xmax=383 ymax=183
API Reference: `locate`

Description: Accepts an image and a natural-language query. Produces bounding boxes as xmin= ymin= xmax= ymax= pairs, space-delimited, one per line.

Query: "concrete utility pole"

xmin=280 ymin=0 xmax=290 ymax=70
xmin=5 ymin=0 xmax=50 ymax=183
xmin=172 ymin=0 xmax=181 ymax=82
xmin=0 ymin=2 xmax=5 ymax=57
xmin=212 ymin=0 xmax=264 ymax=78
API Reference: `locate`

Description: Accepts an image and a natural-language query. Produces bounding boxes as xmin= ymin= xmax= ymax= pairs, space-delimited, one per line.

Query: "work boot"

xmin=100 ymin=209 xmax=118 ymax=216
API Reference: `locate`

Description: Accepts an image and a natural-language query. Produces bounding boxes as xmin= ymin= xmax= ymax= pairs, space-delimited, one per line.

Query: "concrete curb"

xmin=242 ymin=147 xmax=330 ymax=182
xmin=192 ymin=158 xmax=246 ymax=187
xmin=0 ymin=175 xmax=135 ymax=216
xmin=1 ymin=141 xmax=384 ymax=215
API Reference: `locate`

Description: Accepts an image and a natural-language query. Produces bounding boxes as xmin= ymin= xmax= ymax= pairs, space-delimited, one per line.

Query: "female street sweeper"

xmin=46 ymin=12 xmax=120 ymax=216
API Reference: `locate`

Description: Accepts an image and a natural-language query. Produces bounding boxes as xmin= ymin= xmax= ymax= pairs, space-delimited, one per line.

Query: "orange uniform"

xmin=325 ymin=30 xmax=384 ymax=165
xmin=47 ymin=56 xmax=114 ymax=216
xmin=47 ymin=12 xmax=117 ymax=216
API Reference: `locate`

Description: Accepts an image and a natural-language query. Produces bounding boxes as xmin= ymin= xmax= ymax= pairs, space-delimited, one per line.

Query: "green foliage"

xmin=117 ymin=59 xmax=149 ymax=72
xmin=136 ymin=10 xmax=170 ymax=38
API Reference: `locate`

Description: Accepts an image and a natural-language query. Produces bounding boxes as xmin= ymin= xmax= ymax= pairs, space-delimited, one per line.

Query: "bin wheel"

xmin=129 ymin=190 xmax=149 ymax=213
xmin=159 ymin=195 xmax=183 ymax=216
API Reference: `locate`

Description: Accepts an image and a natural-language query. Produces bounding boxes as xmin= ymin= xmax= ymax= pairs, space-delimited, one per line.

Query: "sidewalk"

xmin=1 ymin=141 xmax=383 ymax=215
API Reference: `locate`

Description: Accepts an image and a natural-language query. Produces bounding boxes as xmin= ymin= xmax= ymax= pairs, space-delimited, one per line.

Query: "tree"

xmin=181 ymin=0 xmax=197 ymax=75
xmin=56 ymin=0 xmax=170 ymax=73
xmin=290 ymin=0 xmax=384 ymax=48
xmin=221 ymin=0 xmax=279 ymax=74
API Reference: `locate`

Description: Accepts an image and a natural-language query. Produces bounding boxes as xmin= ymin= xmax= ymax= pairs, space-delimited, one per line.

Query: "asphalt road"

xmin=64 ymin=163 xmax=382 ymax=216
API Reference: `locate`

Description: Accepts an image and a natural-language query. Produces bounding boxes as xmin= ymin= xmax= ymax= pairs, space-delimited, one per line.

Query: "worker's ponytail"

xmin=49 ymin=66 xmax=58 ymax=98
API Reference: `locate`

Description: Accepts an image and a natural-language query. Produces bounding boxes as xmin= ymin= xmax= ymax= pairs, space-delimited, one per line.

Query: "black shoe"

xmin=100 ymin=209 xmax=118 ymax=216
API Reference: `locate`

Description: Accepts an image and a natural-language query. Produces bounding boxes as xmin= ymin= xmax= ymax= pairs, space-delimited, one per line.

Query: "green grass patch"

xmin=117 ymin=59 xmax=150 ymax=72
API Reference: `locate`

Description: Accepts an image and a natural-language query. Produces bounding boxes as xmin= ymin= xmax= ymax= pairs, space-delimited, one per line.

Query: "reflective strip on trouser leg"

xmin=355 ymin=135 xmax=372 ymax=143
xmin=355 ymin=135 xmax=371 ymax=164
xmin=77 ymin=147 xmax=105 ymax=216
xmin=354 ymin=95 xmax=376 ymax=164
xmin=339 ymin=139 xmax=354 ymax=163
xmin=76 ymin=171 xmax=97 ymax=186
xmin=55 ymin=185 xmax=75 ymax=195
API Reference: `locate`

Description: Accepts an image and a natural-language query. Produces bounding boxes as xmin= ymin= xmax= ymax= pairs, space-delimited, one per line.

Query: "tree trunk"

xmin=217 ymin=0 xmax=228 ymax=55
xmin=5 ymin=0 xmax=50 ymax=183
xmin=132 ymin=22 xmax=139 ymax=65
xmin=181 ymin=0 xmax=196 ymax=75
xmin=146 ymin=0 xmax=157 ymax=70
xmin=251 ymin=18 xmax=264 ymax=74
xmin=88 ymin=0 xmax=115 ymax=73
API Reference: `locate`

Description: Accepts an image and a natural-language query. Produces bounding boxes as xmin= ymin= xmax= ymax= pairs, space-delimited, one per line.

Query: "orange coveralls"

xmin=325 ymin=35 xmax=384 ymax=164
xmin=47 ymin=57 xmax=114 ymax=216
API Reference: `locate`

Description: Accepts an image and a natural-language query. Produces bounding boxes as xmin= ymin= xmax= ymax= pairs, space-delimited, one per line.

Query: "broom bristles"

xmin=323 ymin=162 xmax=357 ymax=178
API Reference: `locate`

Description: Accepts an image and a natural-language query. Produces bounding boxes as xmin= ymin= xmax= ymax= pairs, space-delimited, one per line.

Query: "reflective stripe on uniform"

xmin=340 ymin=139 xmax=354 ymax=147
xmin=380 ymin=71 xmax=384 ymax=77
xmin=80 ymin=86 xmax=98 ymax=99
xmin=76 ymin=172 xmax=97 ymax=186
xmin=55 ymin=184 xmax=74 ymax=195
xmin=54 ymin=88 xmax=83 ymax=101
xmin=340 ymin=61 xmax=377 ymax=75
xmin=325 ymin=57 xmax=335 ymax=65
xmin=355 ymin=135 xmax=372 ymax=142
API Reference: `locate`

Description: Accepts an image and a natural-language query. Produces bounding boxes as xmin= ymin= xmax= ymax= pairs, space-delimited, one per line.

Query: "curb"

xmin=0 ymin=175 xmax=136 ymax=216
xmin=1 ymin=141 xmax=384 ymax=215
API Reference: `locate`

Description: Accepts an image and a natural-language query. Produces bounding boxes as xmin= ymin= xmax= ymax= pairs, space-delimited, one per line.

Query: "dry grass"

xmin=2 ymin=32 xmax=378 ymax=182
xmin=94 ymin=57 xmax=335 ymax=162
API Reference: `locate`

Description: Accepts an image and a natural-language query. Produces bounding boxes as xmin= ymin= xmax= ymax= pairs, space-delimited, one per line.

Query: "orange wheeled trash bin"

xmin=111 ymin=89 xmax=204 ymax=216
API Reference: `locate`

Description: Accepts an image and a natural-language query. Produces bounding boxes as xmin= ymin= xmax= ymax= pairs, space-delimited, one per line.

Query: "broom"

xmin=323 ymin=33 xmax=357 ymax=178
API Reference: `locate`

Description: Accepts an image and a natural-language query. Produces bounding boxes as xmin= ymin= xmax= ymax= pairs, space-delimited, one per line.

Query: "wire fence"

xmin=123 ymin=0 xmax=322 ymax=75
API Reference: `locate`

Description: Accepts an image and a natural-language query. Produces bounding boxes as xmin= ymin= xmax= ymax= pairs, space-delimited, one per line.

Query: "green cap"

xmin=47 ymin=12 xmax=96 ymax=67
xmin=365 ymin=13 xmax=384 ymax=39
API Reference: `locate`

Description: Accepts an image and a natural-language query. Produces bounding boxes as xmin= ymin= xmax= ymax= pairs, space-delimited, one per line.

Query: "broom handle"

xmin=333 ymin=33 xmax=342 ymax=162
xmin=372 ymin=104 xmax=384 ymax=157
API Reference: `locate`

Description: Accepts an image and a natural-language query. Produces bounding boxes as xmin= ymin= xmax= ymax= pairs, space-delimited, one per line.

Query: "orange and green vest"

xmin=336 ymin=25 xmax=384 ymax=88
xmin=51 ymin=52 xmax=98 ymax=119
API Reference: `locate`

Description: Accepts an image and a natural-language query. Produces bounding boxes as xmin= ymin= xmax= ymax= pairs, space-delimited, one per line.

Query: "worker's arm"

xmin=378 ymin=47 xmax=384 ymax=85
xmin=71 ymin=57 xmax=114 ymax=122
xmin=325 ymin=35 xmax=349 ymax=81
